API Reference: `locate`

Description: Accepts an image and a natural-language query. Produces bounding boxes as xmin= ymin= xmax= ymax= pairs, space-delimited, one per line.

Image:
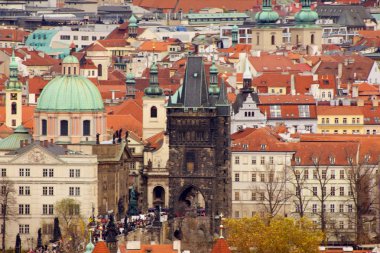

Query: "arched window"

xmin=322 ymin=92 xmax=326 ymax=98
xmin=83 ymin=120 xmax=91 ymax=136
xmin=271 ymin=35 xmax=275 ymax=45
xmin=311 ymin=34 xmax=315 ymax=44
xmin=256 ymin=35 xmax=260 ymax=45
xmin=60 ymin=120 xmax=68 ymax=136
xmin=68 ymin=67 xmax=71 ymax=75
xmin=73 ymin=67 xmax=76 ymax=75
xmin=11 ymin=102 xmax=16 ymax=115
xmin=98 ymin=64 xmax=102 ymax=77
xmin=41 ymin=119 xmax=47 ymax=136
xmin=150 ymin=106 xmax=157 ymax=118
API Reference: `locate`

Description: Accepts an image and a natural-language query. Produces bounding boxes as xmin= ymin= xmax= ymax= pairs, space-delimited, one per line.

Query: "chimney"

xmin=338 ymin=63 xmax=343 ymax=79
xmin=352 ymin=85 xmax=359 ymax=98
xmin=290 ymin=74 xmax=296 ymax=95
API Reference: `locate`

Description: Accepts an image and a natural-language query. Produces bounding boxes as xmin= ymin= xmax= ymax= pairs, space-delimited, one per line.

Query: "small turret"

xmin=144 ymin=61 xmax=163 ymax=97
xmin=126 ymin=68 xmax=136 ymax=99
xmin=8 ymin=47 xmax=21 ymax=90
xmin=231 ymin=25 xmax=238 ymax=46
xmin=128 ymin=15 xmax=138 ymax=38
xmin=242 ymin=56 xmax=252 ymax=90
xmin=209 ymin=57 xmax=220 ymax=96
xmin=295 ymin=0 xmax=318 ymax=26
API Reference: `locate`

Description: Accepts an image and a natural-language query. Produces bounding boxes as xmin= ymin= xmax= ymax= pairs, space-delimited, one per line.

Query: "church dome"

xmin=62 ymin=55 xmax=79 ymax=64
xmin=255 ymin=7 xmax=279 ymax=24
xmin=36 ymin=75 xmax=104 ymax=112
xmin=295 ymin=8 xmax=318 ymax=24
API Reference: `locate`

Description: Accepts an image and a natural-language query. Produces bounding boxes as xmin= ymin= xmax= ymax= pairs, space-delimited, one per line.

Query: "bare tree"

xmin=289 ymin=165 xmax=310 ymax=218
xmin=0 ymin=177 xmax=16 ymax=253
xmin=309 ymin=154 xmax=332 ymax=236
xmin=345 ymin=151 xmax=378 ymax=244
xmin=256 ymin=166 xmax=291 ymax=219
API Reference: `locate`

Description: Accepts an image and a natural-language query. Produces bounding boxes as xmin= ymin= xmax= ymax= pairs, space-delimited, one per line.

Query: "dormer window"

xmin=312 ymin=157 xmax=319 ymax=165
xmin=364 ymin=154 xmax=371 ymax=163
xmin=329 ymin=156 xmax=335 ymax=165
xmin=242 ymin=144 xmax=248 ymax=150
xmin=295 ymin=157 xmax=301 ymax=165
xmin=260 ymin=144 xmax=266 ymax=150
xmin=347 ymin=157 xmax=353 ymax=164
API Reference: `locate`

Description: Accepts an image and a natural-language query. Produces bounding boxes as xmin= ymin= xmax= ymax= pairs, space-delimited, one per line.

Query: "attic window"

xmin=329 ymin=156 xmax=335 ymax=165
xmin=347 ymin=157 xmax=353 ymax=164
xmin=364 ymin=154 xmax=371 ymax=163
xmin=312 ymin=157 xmax=319 ymax=164
xmin=260 ymin=144 xmax=266 ymax=150
xmin=242 ymin=144 xmax=248 ymax=150
xmin=295 ymin=157 xmax=301 ymax=165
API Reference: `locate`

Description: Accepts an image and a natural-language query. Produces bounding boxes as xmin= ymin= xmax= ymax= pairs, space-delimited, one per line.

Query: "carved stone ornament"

xmin=28 ymin=149 xmax=45 ymax=163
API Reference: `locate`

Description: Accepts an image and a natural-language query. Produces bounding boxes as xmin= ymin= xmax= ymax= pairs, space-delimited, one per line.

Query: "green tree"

xmin=224 ymin=216 xmax=323 ymax=253
xmin=55 ymin=198 xmax=87 ymax=253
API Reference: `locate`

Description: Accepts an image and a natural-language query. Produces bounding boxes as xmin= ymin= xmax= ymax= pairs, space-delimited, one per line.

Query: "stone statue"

xmin=127 ymin=187 xmax=139 ymax=216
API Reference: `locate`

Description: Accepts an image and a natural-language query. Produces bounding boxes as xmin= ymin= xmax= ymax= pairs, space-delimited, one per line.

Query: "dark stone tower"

xmin=166 ymin=56 xmax=231 ymax=237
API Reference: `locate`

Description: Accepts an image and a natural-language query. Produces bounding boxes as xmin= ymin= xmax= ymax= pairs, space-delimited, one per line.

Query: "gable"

xmin=9 ymin=146 xmax=65 ymax=165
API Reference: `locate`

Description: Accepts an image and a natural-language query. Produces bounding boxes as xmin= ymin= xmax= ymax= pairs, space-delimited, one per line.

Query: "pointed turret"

xmin=209 ymin=57 xmax=220 ymax=97
xmin=5 ymin=46 xmax=23 ymax=128
xmin=144 ymin=60 xmax=163 ymax=97
xmin=8 ymin=47 xmax=21 ymax=90
xmin=126 ymin=68 xmax=136 ymax=99
xmin=128 ymin=14 xmax=138 ymax=38
xmin=242 ymin=55 xmax=252 ymax=90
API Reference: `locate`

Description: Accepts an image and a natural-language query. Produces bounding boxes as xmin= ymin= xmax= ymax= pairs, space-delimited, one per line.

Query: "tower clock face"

xmin=10 ymin=93 xmax=17 ymax=100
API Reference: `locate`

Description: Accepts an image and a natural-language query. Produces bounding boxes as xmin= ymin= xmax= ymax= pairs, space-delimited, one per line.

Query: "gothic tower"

xmin=5 ymin=48 xmax=23 ymax=128
xmin=166 ymin=56 xmax=231 ymax=237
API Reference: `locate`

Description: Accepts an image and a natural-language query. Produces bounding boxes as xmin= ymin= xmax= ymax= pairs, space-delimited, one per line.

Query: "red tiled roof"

xmin=107 ymin=99 xmax=143 ymax=122
xmin=317 ymin=106 xmax=363 ymax=116
xmin=97 ymin=39 xmax=129 ymax=48
xmin=0 ymin=124 xmax=13 ymax=138
xmin=249 ymin=55 xmax=300 ymax=73
xmin=28 ymin=76 xmax=49 ymax=95
xmin=107 ymin=114 xmax=142 ymax=138
xmin=92 ymin=241 xmax=110 ymax=253
xmin=145 ymin=131 xmax=165 ymax=148
xmin=0 ymin=29 xmax=29 ymax=42
xmin=259 ymin=95 xmax=315 ymax=104
xmin=86 ymin=43 xmax=107 ymax=52
xmin=138 ymin=41 xmax=174 ymax=52
xmin=211 ymin=238 xmax=232 ymax=253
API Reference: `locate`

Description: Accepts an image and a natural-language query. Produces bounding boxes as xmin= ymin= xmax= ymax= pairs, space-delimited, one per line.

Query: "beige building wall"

xmin=142 ymin=96 xmax=166 ymax=140
xmin=251 ymin=27 xmax=283 ymax=52
xmin=5 ymin=88 xmax=22 ymax=128
xmin=290 ymin=27 xmax=322 ymax=54
xmin=0 ymin=144 xmax=98 ymax=250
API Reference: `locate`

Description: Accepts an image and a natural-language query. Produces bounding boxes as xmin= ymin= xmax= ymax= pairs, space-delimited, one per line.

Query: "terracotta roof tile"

xmin=86 ymin=43 xmax=108 ymax=52
xmin=317 ymin=106 xmax=363 ymax=116
xmin=107 ymin=114 xmax=142 ymax=138
xmin=92 ymin=241 xmax=110 ymax=253
xmin=211 ymin=238 xmax=232 ymax=253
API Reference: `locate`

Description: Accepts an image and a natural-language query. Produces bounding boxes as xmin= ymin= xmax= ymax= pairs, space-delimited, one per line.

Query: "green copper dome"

xmin=62 ymin=55 xmax=79 ymax=64
xmin=0 ymin=125 xmax=32 ymax=151
xmin=144 ymin=86 xmax=163 ymax=96
xmin=295 ymin=8 xmax=318 ymax=24
xmin=210 ymin=62 xmax=218 ymax=74
xmin=208 ymin=85 xmax=220 ymax=96
xmin=128 ymin=15 xmax=138 ymax=27
xmin=36 ymin=75 xmax=104 ymax=112
xmin=255 ymin=7 xmax=279 ymax=24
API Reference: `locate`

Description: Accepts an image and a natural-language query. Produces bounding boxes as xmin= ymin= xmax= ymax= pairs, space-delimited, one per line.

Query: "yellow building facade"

xmin=317 ymin=106 xmax=364 ymax=134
